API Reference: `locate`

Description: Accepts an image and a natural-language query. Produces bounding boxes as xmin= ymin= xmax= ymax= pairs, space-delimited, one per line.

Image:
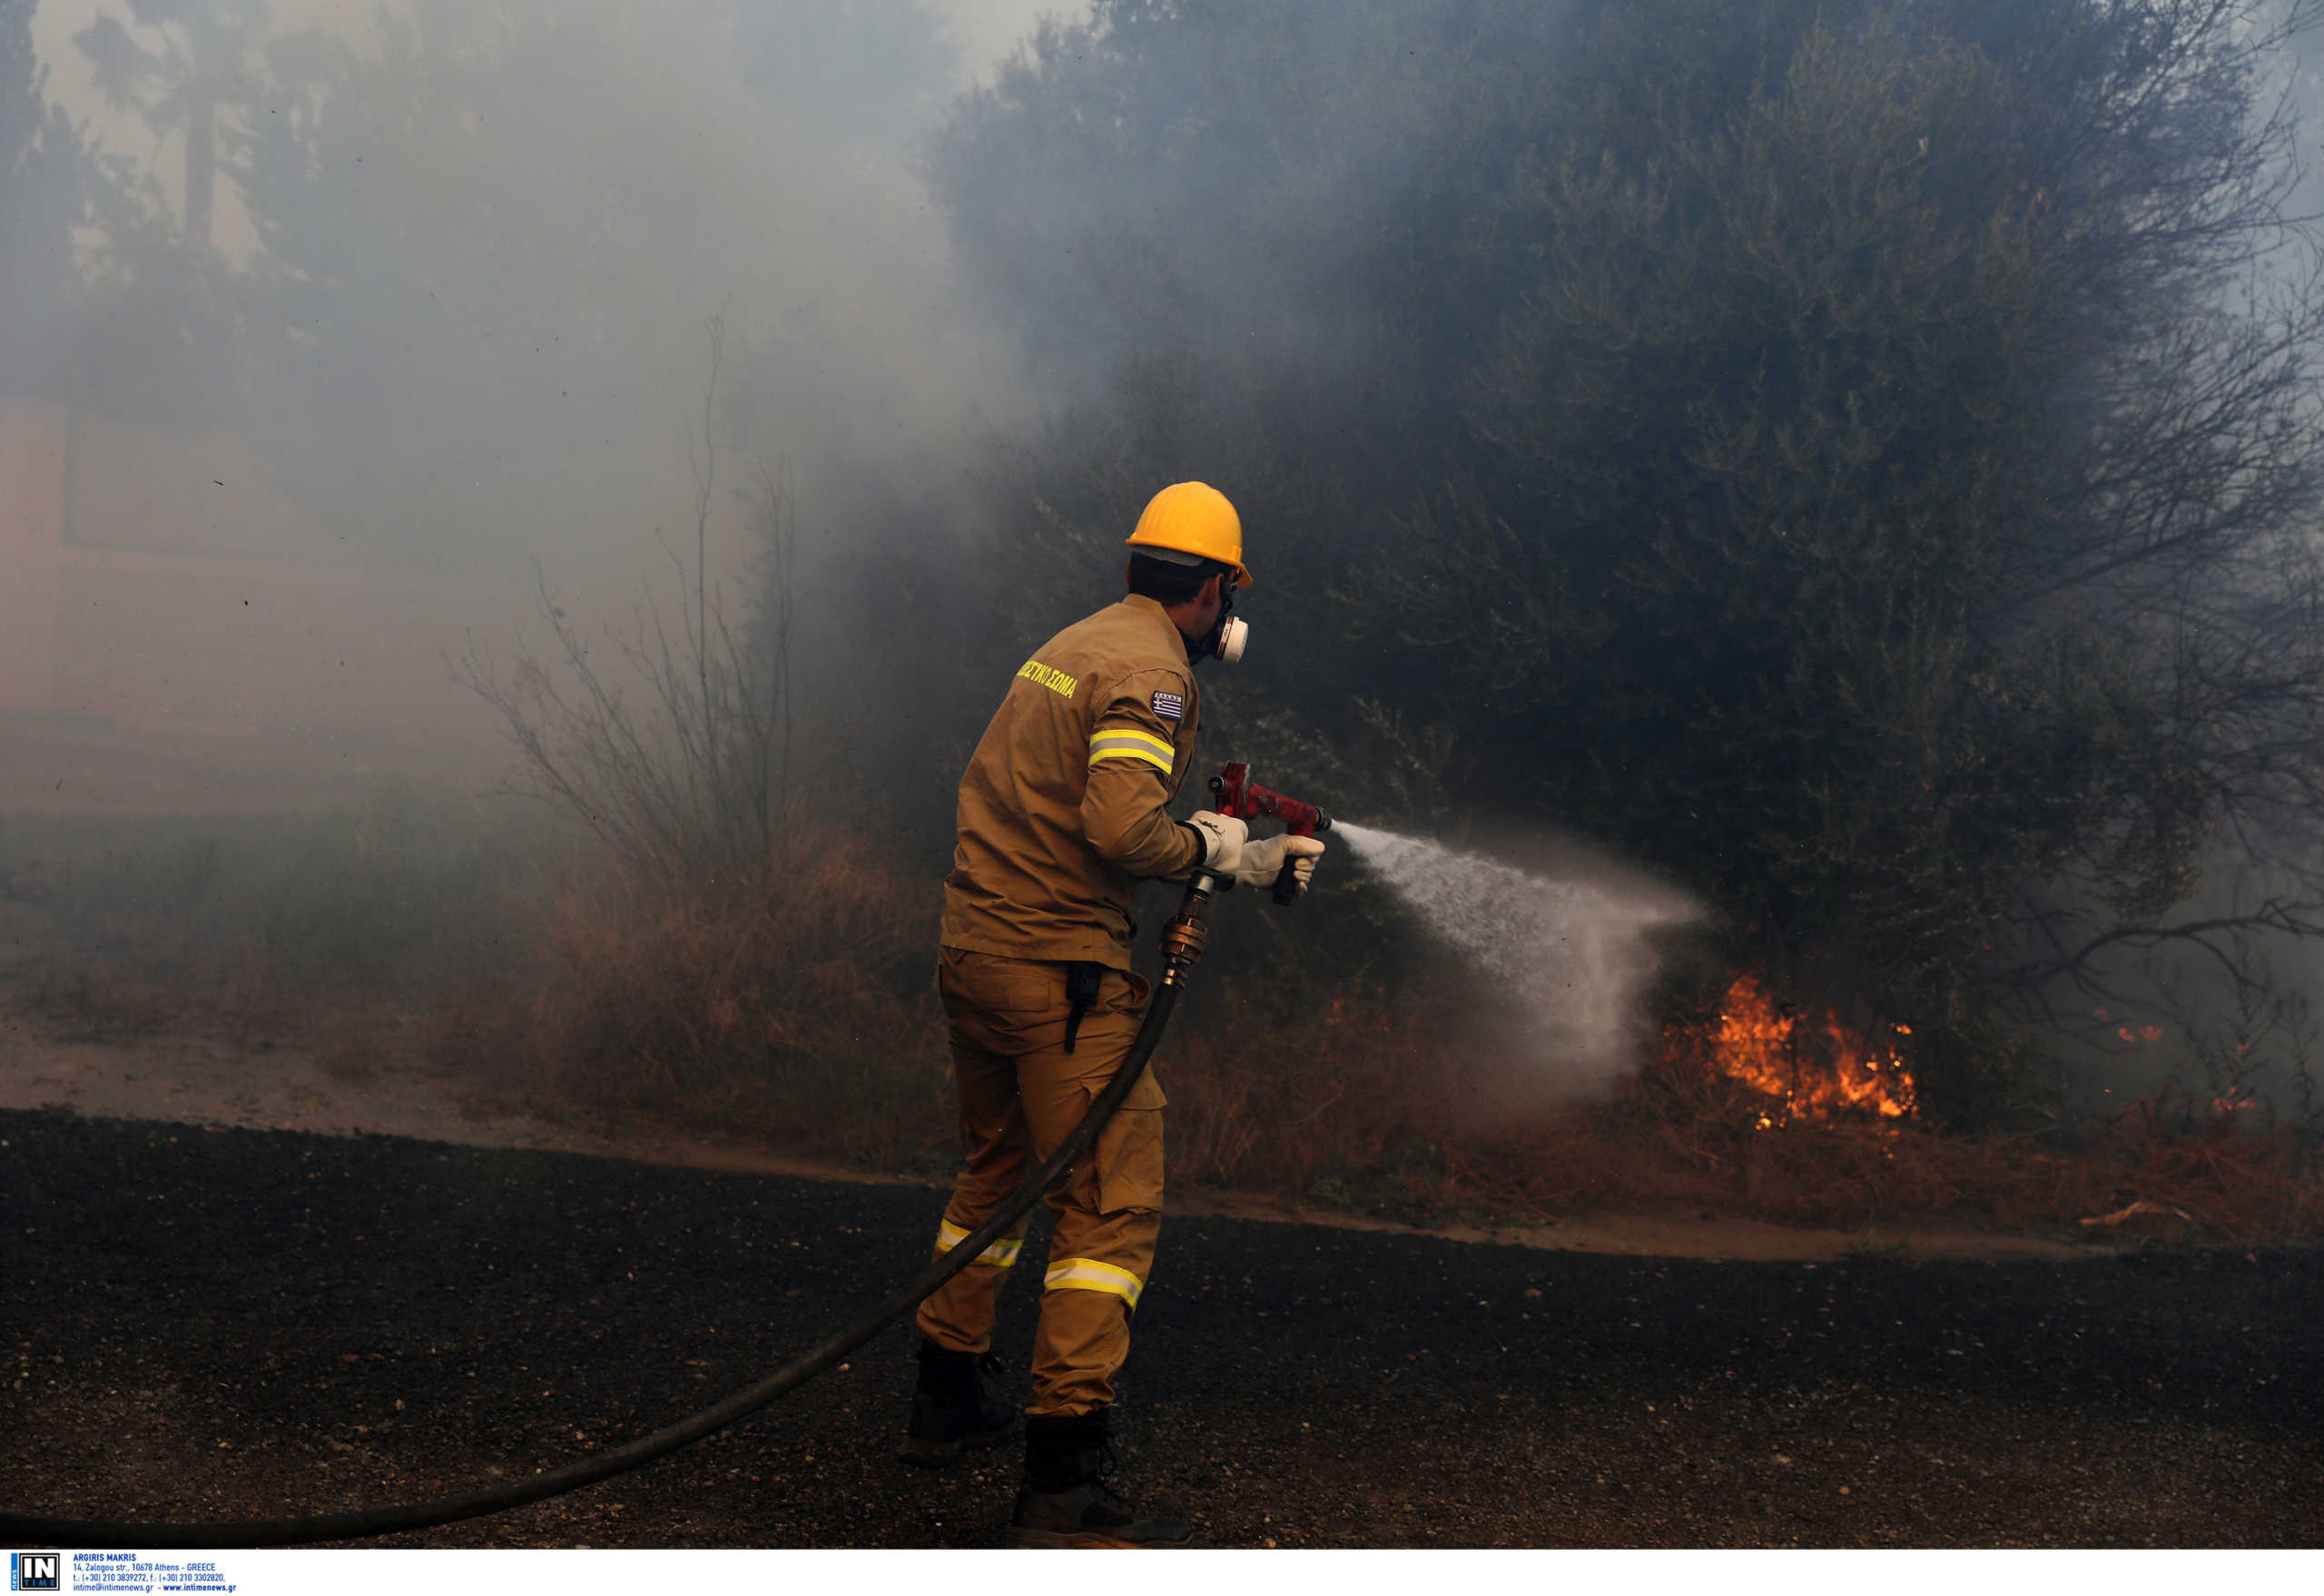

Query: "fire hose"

xmin=2 ymin=763 xmax=1331 ymax=1549
xmin=0 ymin=864 xmax=1252 ymax=1550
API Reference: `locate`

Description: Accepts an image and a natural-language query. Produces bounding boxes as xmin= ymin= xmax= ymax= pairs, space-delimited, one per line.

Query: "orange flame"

xmin=1705 ymin=976 xmax=1918 ymax=1126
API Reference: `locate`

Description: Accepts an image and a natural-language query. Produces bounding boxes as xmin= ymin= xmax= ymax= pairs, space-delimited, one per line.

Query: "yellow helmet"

xmin=1126 ymin=481 xmax=1251 ymax=587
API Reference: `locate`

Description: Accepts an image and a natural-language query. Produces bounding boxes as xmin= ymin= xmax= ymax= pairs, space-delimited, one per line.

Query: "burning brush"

xmin=1689 ymin=975 xmax=1919 ymax=1128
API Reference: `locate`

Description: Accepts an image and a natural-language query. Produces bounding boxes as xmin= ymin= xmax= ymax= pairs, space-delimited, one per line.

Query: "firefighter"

xmin=900 ymin=481 xmax=1324 ymax=1548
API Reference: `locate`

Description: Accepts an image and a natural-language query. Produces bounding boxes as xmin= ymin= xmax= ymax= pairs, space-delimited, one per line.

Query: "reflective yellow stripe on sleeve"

xmin=1043 ymin=1256 xmax=1145 ymax=1308
xmin=1087 ymin=725 xmax=1175 ymax=776
xmin=936 ymin=1218 xmax=1023 ymax=1269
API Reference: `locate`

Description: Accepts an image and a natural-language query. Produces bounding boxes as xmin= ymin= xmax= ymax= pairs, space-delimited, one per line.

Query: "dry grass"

xmin=1159 ymin=980 xmax=1461 ymax=1198
xmin=1 ymin=796 xmax=537 ymax=1053
xmin=21 ymin=940 xmax=291 ymax=1045
xmin=21 ymin=960 xmax=180 ymax=1039
xmin=1290 ymin=1032 xmax=2320 ymax=1244
xmin=315 ymin=1030 xmax=382 ymax=1086
xmin=423 ymin=853 xmax=2324 ymax=1245
xmin=17 ymin=807 xmax=2318 ymax=1243
xmin=433 ymin=823 xmax=956 ymax=1170
xmin=1137 ymin=976 xmax=2324 ymax=1243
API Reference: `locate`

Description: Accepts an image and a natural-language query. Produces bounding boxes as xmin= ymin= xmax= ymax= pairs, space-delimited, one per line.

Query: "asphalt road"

xmin=3 ymin=1107 xmax=2319 ymax=1548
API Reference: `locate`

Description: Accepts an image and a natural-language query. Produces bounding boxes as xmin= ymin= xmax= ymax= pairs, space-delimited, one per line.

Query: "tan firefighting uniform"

xmin=918 ymin=594 xmax=1205 ymax=1417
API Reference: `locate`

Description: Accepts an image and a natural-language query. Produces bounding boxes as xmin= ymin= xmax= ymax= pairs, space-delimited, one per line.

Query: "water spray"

xmin=1337 ymin=823 xmax=1700 ymax=1092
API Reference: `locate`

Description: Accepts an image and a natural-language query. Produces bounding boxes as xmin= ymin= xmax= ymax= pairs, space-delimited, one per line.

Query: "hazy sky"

xmin=30 ymin=0 xmax=1080 ymax=263
xmin=9 ymin=0 xmax=1089 ymax=767
xmin=32 ymin=1 xmax=1073 ymax=93
xmin=19 ymin=0 xmax=1088 ymax=589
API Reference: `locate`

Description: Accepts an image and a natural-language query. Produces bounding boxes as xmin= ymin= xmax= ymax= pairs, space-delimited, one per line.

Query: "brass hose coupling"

xmin=1159 ymin=870 xmax=1223 ymax=988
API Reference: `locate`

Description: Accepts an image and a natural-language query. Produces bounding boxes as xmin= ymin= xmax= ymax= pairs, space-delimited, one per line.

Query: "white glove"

xmin=1234 ymin=832 xmax=1326 ymax=896
xmin=1183 ymin=810 xmax=1248 ymax=873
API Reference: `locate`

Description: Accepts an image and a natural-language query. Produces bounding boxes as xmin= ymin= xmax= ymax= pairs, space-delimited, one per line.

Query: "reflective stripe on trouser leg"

xmin=922 ymin=949 xmax=1164 ymax=1414
xmin=938 ymin=1219 xmax=1026 ymax=1270
xmin=1044 ymin=1256 xmax=1144 ymax=1308
xmin=916 ymin=1197 xmax=1033 ymax=1357
xmin=1029 ymin=1093 xmax=1162 ymax=1416
xmin=914 ymin=980 xmax=1039 ymax=1357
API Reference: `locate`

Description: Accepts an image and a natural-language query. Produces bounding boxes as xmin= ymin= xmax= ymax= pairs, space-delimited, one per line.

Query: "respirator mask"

xmin=1141 ymin=546 xmax=1248 ymax=665
xmin=1194 ymin=581 xmax=1247 ymax=666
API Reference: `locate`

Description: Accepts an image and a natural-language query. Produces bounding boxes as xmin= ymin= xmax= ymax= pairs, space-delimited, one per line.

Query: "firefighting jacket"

xmin=940 ymin=594 xmax=1205 ymax=970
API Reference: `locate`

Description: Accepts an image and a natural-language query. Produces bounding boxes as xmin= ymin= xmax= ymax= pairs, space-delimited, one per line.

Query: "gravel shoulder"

xmin=3 ymin=1107 xmax=2319 ymax=1549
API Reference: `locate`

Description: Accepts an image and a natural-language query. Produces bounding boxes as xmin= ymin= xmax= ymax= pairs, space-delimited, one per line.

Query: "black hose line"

xmin=1 ymin=972 xmax=1190 ymax=1548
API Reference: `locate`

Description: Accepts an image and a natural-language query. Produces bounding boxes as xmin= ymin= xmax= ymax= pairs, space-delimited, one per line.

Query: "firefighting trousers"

xmin=916 ymin=947 xmax=1165 ymax=1418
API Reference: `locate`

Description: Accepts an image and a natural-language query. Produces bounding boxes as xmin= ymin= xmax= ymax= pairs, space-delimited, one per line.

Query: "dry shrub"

xmin=1426 ymin=1037 xmax=2324 ymax=1242
xmin=22 ymin=938 xmax=289 ymax=1043
xmin=423 ymin=835 xmax=2321 ymax=1240
xmin=23 ymin=960 xmax=177 ymax=1039
xmin=2055 ymin=1094 xmax=2324 ymax=1239
xmin=315 ymin=1030 xmax=380 ymax=1085
xmin=448 ymin=819 xmax=955 ymax=1170
xmin=1159 ymin=980 xmax=1511 ymax=1215
xmin=1151 ymin=985 xmax=2324 ymax=1242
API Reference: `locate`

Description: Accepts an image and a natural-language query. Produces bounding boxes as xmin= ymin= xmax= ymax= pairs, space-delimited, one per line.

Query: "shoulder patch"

xmin=1150 ymin=690 xmax=1185 ymax=724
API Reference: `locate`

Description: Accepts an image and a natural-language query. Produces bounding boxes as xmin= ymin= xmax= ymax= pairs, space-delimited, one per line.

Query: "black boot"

xmin=1008 ymin=1408 xmax=1191 ymax=1548
xmin=897 ymin=1339 xmax=1017 ymax=1467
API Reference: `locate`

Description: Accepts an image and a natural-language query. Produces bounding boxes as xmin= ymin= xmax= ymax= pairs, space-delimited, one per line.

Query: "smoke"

xmin=1336 ymin=823 xmax=1701 ymax=1096
xmin=4 ymin=0 xmax=1070 ymax=793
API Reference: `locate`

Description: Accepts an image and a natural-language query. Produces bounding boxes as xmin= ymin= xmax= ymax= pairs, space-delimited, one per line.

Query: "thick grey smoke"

xmin=5 ymin=0 xmax=1068 ymax=802
xmin=1337 ymin=823 xmax=1701 ymax=1095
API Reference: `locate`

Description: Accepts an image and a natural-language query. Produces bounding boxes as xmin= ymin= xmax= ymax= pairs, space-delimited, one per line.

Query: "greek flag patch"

xmin=1150 ymin=690 xmax=1185 ymax=723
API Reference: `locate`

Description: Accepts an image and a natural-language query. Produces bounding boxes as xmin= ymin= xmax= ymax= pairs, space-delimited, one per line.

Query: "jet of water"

xmin=1336 ymin=823 xmax=1700 ymax=1092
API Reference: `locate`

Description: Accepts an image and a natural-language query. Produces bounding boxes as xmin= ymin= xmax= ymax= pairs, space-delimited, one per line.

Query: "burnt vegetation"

xmin=920 ymin=0 xmax=2324 ymax=1138
xmin=12 ymin=0 xmax=2324 ymax=1232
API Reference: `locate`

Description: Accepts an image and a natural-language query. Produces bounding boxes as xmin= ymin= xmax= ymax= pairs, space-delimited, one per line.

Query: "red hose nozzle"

xmin=1208 ymin=761 xmax=1333 ymax=838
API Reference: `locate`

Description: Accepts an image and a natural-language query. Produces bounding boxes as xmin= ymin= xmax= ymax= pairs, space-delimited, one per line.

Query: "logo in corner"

xmin=12 ymin=1553 xmax=61 ymax=1592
